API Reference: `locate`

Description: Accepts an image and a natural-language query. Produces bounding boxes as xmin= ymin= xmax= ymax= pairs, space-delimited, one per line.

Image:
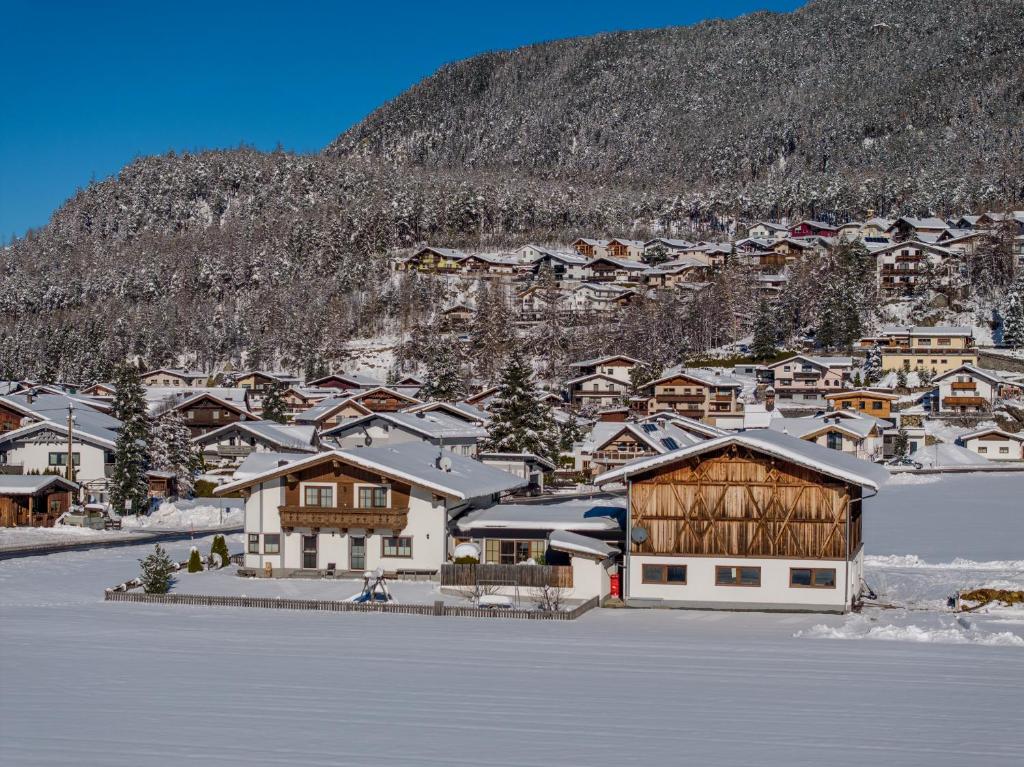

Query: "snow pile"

xmin=121 ymin=500 xmax=242 ymax=530
xmin=797 ymin=619 xmax=1024 ymax=647
xmin=866 ymin=554 xmax=1024 ymax=571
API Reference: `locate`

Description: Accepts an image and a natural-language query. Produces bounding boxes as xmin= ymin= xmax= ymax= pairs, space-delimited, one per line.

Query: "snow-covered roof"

xmin=564 ymin=372 xmax=630 ymax=387
xmin=455 ymin=497 xmax=625 ymax=533
xmin=478 ymin=451 xmax=558 ymax=471
xmin=957 ymin=427 xmax=1024 ymax=442
xmin=320 ymin=411 xmax=488 ymax=442
xmin=192 ymin=421 xmax=317 ymax=452
xmin=594 ymin=430 xmax=888 ymax=490
xmin=0 ymin=393 xmax=122 ymax=446
xmin=585 ymin=257 xmax=647 ymax=270
xmin=890 ymin=216 xmax=947 ymax=230
xmin=0 ymin=474 xmax=79 ymax=494
xmin=932 ymin=364 xmax=1005 ymax=385
xmin=231 ymin=451 xmax=314 ymax=481
xmin=825 ymin=389 xmax=899 ymax=401
xmin=570 ymin=355 xmax=643 ymax=368
xmin=649 ymin=366 xmax=743 ymax=388
xmin=293 ymin=395 xmax=371 ymax=424
xmin=217 ymin=442 xmax=527 ymax=501
xmin=547 ymin=530 xmax=617 ymax=560
xmin=765 ymin=354 xmax=852 ymax=370
xmin=769 ymin=414 xmax=882 ymax=440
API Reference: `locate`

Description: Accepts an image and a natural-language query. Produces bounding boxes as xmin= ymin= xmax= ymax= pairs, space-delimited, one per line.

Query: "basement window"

xmin=715 ymin=566 xmax=761 ymax=587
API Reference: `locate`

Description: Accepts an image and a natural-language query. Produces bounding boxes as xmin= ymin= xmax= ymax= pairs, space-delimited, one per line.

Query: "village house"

xmin=956 ymin=428 xmax=1024 ymax=461
xmin=279 ymin=386 xmax=337 ymax=419
xmin=403 ymin=400 xmax=491 ymax=426
xmin=746 ymin=222 xmax=789 ymax=239
xmin=348 ymin=386 xmax=423 ymax=413
xmin=218 ymin=443 xmax=526 ymax=577
xmin=476 ymin=452 xmax=556 ymax=493
xmin=516 ymin=284 xmax=566 ymax=322
xmin=307 ymin=372 xmax=382 ymax=391
xmin=192 ymin=421 xmax=318 ymax=469
xmin=568 ymin=355 xmax=643 ymax=383
xmin=887 ymin=216 xmax=948 ymax=241
xmin=836 ymin=221 xmax=862 ymax=241
xmin=441 ymin=303 xmax=475 ymax=328
xmin=643 ymin=238 xmax=697 ymax=257
xmin=873 ymin=240 xmax=960 ymax=297
xmin=0 ymin=475 xmax=80 ymax=528
xmin=605 ymin=238 xmax=647 ymax=261
xmin=860 ymin=217 xmax=894 ymax=240
xmin=642 ymin=258 xmax=710 ymax=288
xmin=644 ymin=367 xmax=745 ymax=427
xmin=584 ymin=257 xmax=647 ymax=283
xmin=139 ymin=368 xmax=208 ymax=387
xmin=396 ymin=246 xmax=468 ymax=273
xmin=932 ymin=364 xmax=1009 ymax=414
xmin=763 ymin=355 xmax=852 ymax=407
xmin=860 ymin=326 xmax=977 ymax=374
xmin=319 ymin=411 xmax=488 ymax=457
xmin=565 ymin=373 xmax=630 ymax=409
xmin=825 ymin=389 xmax=899 ymax=421
xmin=292 ymin=396 xmax=373 ymax=429
xmin=771 ymin=237 xmax=819 ymax=261
xmin=529 ymin=250 xmax=590 ymax=282
xmin=161 ymin=391 xmax=259 ymax=437
xmin=769 ymin=411 xmax=887 ymax=462
xmin=456 ymin=253 xmax=525 ymax=277
xmin=585 ymin=418 xmax=706 ymax=474
xmin=561 ymin=282 xmax=638 ymax=314
xmin=595 ymin=429 xmax=887 ymax=613
xmin=231 ymin=370 xmax=301 ymax=393
xmin=788 ymin=220 xmax=838 ymax=238
xmin=572 ymin=238 xmax=610 ymax=259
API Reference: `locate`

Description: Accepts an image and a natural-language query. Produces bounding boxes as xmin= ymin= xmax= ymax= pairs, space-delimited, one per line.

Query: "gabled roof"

xmin=455 ymin=497 xmax=625 ymax=533
xmin=410 ymin=246 xmax=468 ymax=260
xmin=606 ymin=238 xmax=646 ymax=248
xmin=403 ymin=400 xmax=490 ymax=425
xmin=139 ymin=367 xmax=207 ymax=381
xmin=769 ymin=414 xmax=882 ymax=440
xmin=215 ymin=443 xmax=527 ymax=501
xmin=0 ymin=474 xmax=80 ymax=494
xmin=320 ymin=411 xmax=488 ymax=442
xmin=591 ymin=421 xmax=706 ymax=455
xmin=585 ymin=256 xmax=647 ymax=271
xmin=573 ymin=238 xmax=610 ymax=247
xmin=870 ymin=239 xmax=955 ymax=258
xmin=352 ymin=386 xmax=423 ymax=406
xmin=293 ymin=395 xmax=373 ymax=424
xmin=765 ymin=354 xmax=852 ymax=371
xmin=169 ymin=391 xmax=258 ymax=419
xmin=570 ymin=355 xmax=643 ymax=369
xmin=565 ymin=372 xmax=631 ymax=387
xmin=888 ymin=216 xmax=947 ymax=231
xmin=308 ymin=372 xmax=382 ymax=388
xmin=649 ymin=366 xmax=743 ymax=388
xmin=957 ymin=427 xmax=1024 ymax=443
xmin=594 ymin=430 xmax=888 ymax=490
xmin=192 ymin=421 xmax=317 ymax=452
xmin=750 ymin=221 xmax=789 ymax=231
xmin=825 ymin=389 xmax=899 ymax=401
xmin=634 ymin=412 xmax=726 ymax=439
xmin=478 ymin=451 xmax=558 ymax=471
xmin=548 ymin=530 xmax=617 ymax=560
xmin=644 ymin=238 xmax=697 ymax=249
xmin=0 ymin=393 xmax=122 ymax=444
xmin=932 ymin=364 xmax=1005 ymax=385
xmin=0 ymin=419 xmax=117 ymax=450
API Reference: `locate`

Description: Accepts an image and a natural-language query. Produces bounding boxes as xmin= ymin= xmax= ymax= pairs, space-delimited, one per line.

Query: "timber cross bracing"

xmin=630 ymin=446 xmax=859 ymax=560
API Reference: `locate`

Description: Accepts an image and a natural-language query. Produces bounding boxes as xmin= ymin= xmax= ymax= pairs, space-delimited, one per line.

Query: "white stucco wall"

xmin=964 ymin=436 xmax=1024 ymax=461
xmin=0 ymin=433 xmax=108 ymax=490
xmin=626 ymin=554 xmax=855 ymax=612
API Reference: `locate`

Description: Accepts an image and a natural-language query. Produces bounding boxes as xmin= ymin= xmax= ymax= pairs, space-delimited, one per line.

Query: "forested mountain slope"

xmin=330 ymin=0 xmax=1024 ymax=207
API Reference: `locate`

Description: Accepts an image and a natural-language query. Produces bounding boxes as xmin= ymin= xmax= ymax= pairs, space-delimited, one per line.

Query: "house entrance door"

xmin=350 ymin=536 xmax=366 ymax=571
xmin=302 ymin=535 xmax=318 ymax=569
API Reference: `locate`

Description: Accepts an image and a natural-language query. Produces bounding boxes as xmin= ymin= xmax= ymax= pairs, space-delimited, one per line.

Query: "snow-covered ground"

xmin=0 ymin=473 xmax=1021 ymax=766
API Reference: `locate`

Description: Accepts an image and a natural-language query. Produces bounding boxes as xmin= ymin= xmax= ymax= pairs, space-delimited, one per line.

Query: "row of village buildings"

xmin=1 ymin=327 xmax=1022 ymax=612
xmin=401 ymin=212 xmax=1024 ymax=322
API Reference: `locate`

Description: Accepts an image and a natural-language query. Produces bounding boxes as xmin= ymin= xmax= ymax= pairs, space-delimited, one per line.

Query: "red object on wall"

xmin=609 ymin=573 xmax=621 ymax=598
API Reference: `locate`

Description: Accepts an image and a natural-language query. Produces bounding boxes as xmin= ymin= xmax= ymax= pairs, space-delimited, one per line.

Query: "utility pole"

xmin=66 ymin=402 xmax=75 ymax=483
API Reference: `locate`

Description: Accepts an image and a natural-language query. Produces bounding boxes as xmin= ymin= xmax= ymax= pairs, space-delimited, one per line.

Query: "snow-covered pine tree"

xmin=261 ymin=384 xmax=287 ymax=423
xmin=470 ymin=281 xmax=516 ymax=383
xmin=559 ymin=410 xmax=585 ymax=452
xmin=150 ymin=410 xmax=197 ymax=496
xmin=644 ymin=243 xmax=670 ymax=266
xmin=530 ymin=262 xmax=570 ymax=382
xmin=1003 ymin=275 xmax=1024 ymax=349
xmin=862 ymin=342 xmax=883 ymax=384
xmin=751 ymin=297 xmax=778 ymax=360
xmin=418 ymin=341 xmax=467 ymax=402
xmin=139 ymin=544 xmax=175 ymax=593
xmin=485 ymin=344 xmax=559 ymax=463
xmin=110 ymin=363 xmax=151 ymax=515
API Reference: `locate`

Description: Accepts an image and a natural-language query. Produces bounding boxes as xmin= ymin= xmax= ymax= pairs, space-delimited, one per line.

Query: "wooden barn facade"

xmin=596 ymin=431 xmax=886 ymax=613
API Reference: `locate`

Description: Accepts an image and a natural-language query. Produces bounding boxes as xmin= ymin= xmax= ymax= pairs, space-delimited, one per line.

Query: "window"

xmin=263 ymin=534 xmax=281 ymax=554
xmin=248 ymin=534 xmax=259 ymax=554
xmin=303 ymin=485 xmax=334 ymax=507
xmin=187 ymin=410 xmax=194 ymax=420
xmin=642 ymin=564 xmax=687 ymax=584
xmin=998 ymin=447 xmax=1009 ymax=455
xmin=48 ymin=452 xmax=81 ymax=467
xmin=358 ymin=485 xmax=388 ymax=508
xmin=977 ymin=446 xmax=988 ymax=454
xmin=826 ymin=432 xmax=843 ymax=451
xmin=382 ymin=536 xmax=412 ymax=558
xmin=485 ymin=539 xmax=545 ymax=564
xmin=716 ymin=566 xmax=761 ymax=586
xmin=212 ymin=409 xmax=220 ymax=421
xmin=872 ymin=401 xmax=883 ymax=410
xmin=790 ymin=568 xmax=836 ymax=589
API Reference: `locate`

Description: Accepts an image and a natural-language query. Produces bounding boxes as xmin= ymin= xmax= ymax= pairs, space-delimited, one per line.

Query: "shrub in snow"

xmin=454 ymin=556 xmax=479 ymax=565
xmin=210 ymin=534 xmax=230 ymax=567
xmin=138 ymin=544 xmax=175 ymax=594
xmin=187 ymin=547 xmax=204 ymax=573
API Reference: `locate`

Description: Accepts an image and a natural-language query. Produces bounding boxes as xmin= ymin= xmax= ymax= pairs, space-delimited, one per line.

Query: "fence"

xmin=441 ymin=563 xmax=573 ymax=589
xmin=104 ymin=590 xmax=600 ymax=621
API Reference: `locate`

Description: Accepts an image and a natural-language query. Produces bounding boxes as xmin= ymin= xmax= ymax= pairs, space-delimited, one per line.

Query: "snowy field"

xmin=1 ymin=473 xmax=1022 ymax=766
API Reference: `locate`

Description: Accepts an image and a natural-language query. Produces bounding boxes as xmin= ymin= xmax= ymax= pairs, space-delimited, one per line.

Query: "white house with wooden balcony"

xmin=565 ymin=373 xmax=631 ymax=409
xmin=192 ymin=421 xmax=317 ymax=468
xmin=932 ymin=364 xmax=1007 ymax=414
xmin=763 ymin=355 xmax=852 ymax=407
xmin=956 ymin=428 xmax=1024 ymax=461
xmin=216 ymin=443 xmax=527 ymax=578
xmin=595 ymin=429 xmax=888 ymax=613
xmin=318 ymin=411 xmax=488 ymax=457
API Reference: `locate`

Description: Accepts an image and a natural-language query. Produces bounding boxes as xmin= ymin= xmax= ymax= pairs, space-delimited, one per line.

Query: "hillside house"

xmin=292 ymin=396 xmax=373 ymax=429
xmin=218 ymin=443 xmax=526 ymax=577
xmin=825 ymin=389 xmax=899 ymax=421
xmin=562 ymin=282 xmax=637 ymax=314
xmin=645 ymin=367 xmax=745 ymax=427
xmin=770 ymin=411 xmax=886 ymax=462
xmin=164 ymin=392 xmax=259 ymax=437
xmin=788 ymin=220 xmax=838 ymax=238
xmin=319 ymin=411 xmax=488 ymax=457
xmin=140 ymin=368 xmax=208 ymax=387
xmin=193 ymin=421 xmax=317 ymax=468
xmin=585 ymin=257 xmax=647 ymax=283
xmin=307 ymin=373 xmax=382 ymax=391
xmin=746 ymin=222 xmax=789 ymax=239
xmin=763 ymin=355 xmax=852 ymax=407
xmin=279 ymin=386 xmax=336 ymax=419
xmin=860 ymin=217 xmax=894 ymax=239
xmin=587 ymin=419 xmax=705 ymax=474
xmin=529 ymin=250 xmax=590 ymax=282
xmin=566 ymin=373 xmax=630 ymax=409
xmin=860 ymin=326 xmax=977 ymax=374
xmin=0 ymin=475 xmax=79 ymax=528
xmin=887 ymin=217 xmax=947 ymax=241
xmin=572 ymin=238 xmax=610 ymax=258
xmin=933 ymin=364 xmax=1007 ymax=414
xmin=643 ymin=238 xmax=697 ymax=257
xmin=441 ymin=303 xmax=475 ymax=328
xmin=642 ymin=258 xmax=710 ymax=287
xmin=873 ymin=241 xmax=960 ymax=297
xmin=606 ymin=238 xmax=646 ymax=261
xmin=396 ymin=246 xmax=467 ymax=273
xmin=956 ymin=428 xmax=1024 ymax=461
xmin=595 ymin=430 xmax=887 ymax=613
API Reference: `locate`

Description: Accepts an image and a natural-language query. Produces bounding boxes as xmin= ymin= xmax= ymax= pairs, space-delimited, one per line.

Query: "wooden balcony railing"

xmin=949 ymin=381 xmax=977 ymax=391
xmin=942 ymin=396 xmax=987 ymax=408
xmin=279 ymin=505 xmax=409 ymax=531
xmin=441 ymin=563 xmax=573 ymax=589
xmin=656 ymin=394 xmax=705 ymax=403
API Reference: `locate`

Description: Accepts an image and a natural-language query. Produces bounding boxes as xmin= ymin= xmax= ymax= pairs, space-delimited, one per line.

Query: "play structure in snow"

xmin=348 ymin=568 xmax=395 ymax=604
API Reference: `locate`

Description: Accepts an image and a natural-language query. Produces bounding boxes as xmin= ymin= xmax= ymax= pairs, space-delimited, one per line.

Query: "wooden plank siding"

xmin=441 ymin=563 xmax=573 ymax=589
xmin=629 ymin=446 xmax=861 ymax=560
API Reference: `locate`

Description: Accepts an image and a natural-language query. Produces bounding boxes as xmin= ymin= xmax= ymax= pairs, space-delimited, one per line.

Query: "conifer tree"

xmin=862 ymin=342 xmax=883 ymax=384
xmin=187 ymin=546 xmax=204 ymax=573
xmin=751 ymin=297 xmax=778 ymax=360
xmin=530 ymin=262 xmax=569 ymax=382
xmin=261 ymin=384 xmax=287 ymax=423
xmin=110 ymin=363 xmax=151 ymax=515
xmin=559 ymin=410 xmax=586 ymax=452
xmin=1003 ymin=275 xmax=1024 ymax=348
xmin=150 ymin=410 xmax=197 ymax=496
xmin=210 ymin=534 xmax=231 ymax=568
xmin=485 ymin=344 xmax=559 ymax=463
xmin=418 ymin=342 xmax=467 ymax=402
xmin=139 ymin=544 xmax=175 ymax=594
xmin=470 ymin=281 xmax=516 ymax=383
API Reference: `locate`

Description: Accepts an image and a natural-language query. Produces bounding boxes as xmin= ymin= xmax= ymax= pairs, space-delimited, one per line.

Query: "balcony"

xmin=949 ymin=381 xmax=978 ymax=391
xmin=594 ymin=449 xmax=653 ymax=463
xmin=656 ymin=394 xmax=705 ymax=403
xmin=215 ymin=444 xmax=254 ymax=458
xmin=942 ymin=396 xmax=987 ymax=408
xmin=278 ymin=505 xmax=409 ymax=531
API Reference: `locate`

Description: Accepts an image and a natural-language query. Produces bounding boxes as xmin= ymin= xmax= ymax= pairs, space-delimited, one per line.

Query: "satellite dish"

xmin=363 ymin=435 xmax=373 ymax=447
xmin=437 ymin=455 xmax=453 ymax=473
xmin=630 ymin=527 xmax=649 ymax=544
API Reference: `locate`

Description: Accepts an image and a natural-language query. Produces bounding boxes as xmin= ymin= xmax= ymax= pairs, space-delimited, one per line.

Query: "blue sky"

xmin=0 ymin=0 xmax=802 ymax=239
